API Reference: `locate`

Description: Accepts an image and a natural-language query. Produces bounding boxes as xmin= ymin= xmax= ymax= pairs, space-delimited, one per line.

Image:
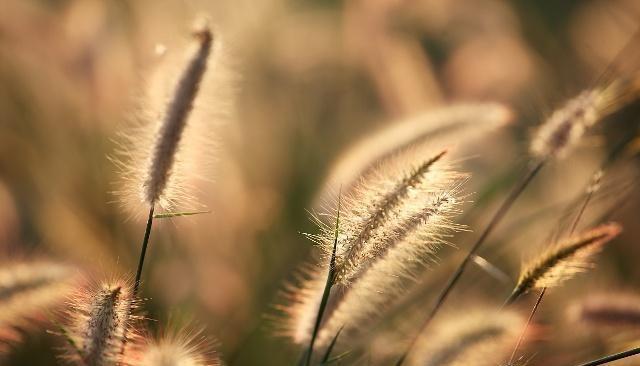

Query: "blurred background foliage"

xmin=1 ymin=0 xmax=640 ymax=364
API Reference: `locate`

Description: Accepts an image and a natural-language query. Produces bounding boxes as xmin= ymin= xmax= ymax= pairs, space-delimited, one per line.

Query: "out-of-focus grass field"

xmin=1 ymin=0 xmax=640 ymax=365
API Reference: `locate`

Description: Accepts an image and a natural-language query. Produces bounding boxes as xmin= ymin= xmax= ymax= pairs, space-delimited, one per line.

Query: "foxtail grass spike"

xmin=138 ymin=328 xmax=222 ymax=366
xmin=334 ymin=150 xmax=448 ymax=285
xmin=319 ymin=103 xmax=512 ymax=202
xmin=113 ymin=20 xmax=233 ymax=216
xmin=142 ymin=26 xmax=212 ymax=206
xmin=530 ymin=78 xmax=640 ymax=159
xmin=64 ymin=279 xmax=140 ymax=366
xmin=406 ymin=310 xmax=524 ymax=366
xmin=283 ymin=149 xmax=465 ymax=349
xmin=571 ymin=293 xmax=640 ymax=327
xmin=506 ymin=223 xmax=621 ymax=305
xmin=0 ymin=261 xmax=76 ymax=352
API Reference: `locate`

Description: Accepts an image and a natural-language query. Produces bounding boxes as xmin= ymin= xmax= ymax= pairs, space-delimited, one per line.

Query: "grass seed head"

xmin=141 ymin=26 xmax=213 ymax=207
xmin=570 ymin=292 xmax=640 ymax=328
xmin=319 ymin=102 xmax=511 ymax=203
xmin=137 ymin=328 xmax=221 ymax=366
xmin=113 ymin=20 xmax=235 ymax=216
xmin=408 ymin=309 xmax=525 ymax=366
xmin=0 ymin=260 xmax=77 ymax=352
xmin=531 ymin=78 xmax=640 ymax=159
xmin=285 ymin=147 xmax=466 ymax=346
xmin=64 ymin=278 xmax=141 ymax=366
xmin=312 ymin=148 xmax=464 ymax=286
xmin=509 ymin=223 xmax=622 ymax=303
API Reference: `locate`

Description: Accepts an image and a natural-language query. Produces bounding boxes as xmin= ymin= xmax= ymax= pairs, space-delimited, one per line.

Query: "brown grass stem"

xmin=395 ymin=159 xmax=545 ymax=366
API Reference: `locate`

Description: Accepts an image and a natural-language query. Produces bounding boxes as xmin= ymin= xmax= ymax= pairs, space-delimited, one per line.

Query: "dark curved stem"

xmin=134 ymin=205 xmax=155 ymax=295
xmin=303 ymin=256 xmax=336 ymax=366
xmin=395 ymin=159 xmax=545 ymax=366
xmin=120 ymin=205 xmax=155 ymax=358
xmin=574 ymin=347 xmax=640 ymax=366
xmin=299 ymin=195 xmax=341 ymax=366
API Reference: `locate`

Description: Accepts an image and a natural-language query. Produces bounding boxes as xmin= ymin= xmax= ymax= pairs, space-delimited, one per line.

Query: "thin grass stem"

xmin=395 ymin=159 xmax=545 ymax=366
xmin=507 ymin=168 xmax=601 ymax=363
xmin=301 ymin=196 xmax=341 ymax=366
xmin=507 ymin=288 xmax=546 ymax=365
xmin=574 ymin=347 xmax=640 ymax=366
xmin=134 ymin=205 xmax=155 ymax=295
xmin=119 ymin=205 xmax=155 ymax=359
xmin=569 ymin=184 xmax=596 ymax=236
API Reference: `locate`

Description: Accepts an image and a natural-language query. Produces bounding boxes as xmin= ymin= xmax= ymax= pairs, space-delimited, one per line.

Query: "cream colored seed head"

xmin=142 ymin=27 xmax=213 ymax=206
xmin=509 ymin=223 xmax=621 ymax=303
xmin=0 ymin=261 xmax=75 ymax=352
xmin=66 ymin=279 xmax=138 ymax=366
xmin=113 ymin=20 xmax=235 ymax=217
xmin=286 ymin=148 xmax=466 ymax=346
xmin=408 ymin=309 xmax=524 ymax=366
xmin=318 ymin=102 xmax=511 ymax=204
xmin=138 ymin=330 xmax=221 ymax=366
xmin=530 ymin=89 xmax=601 ymax=158
xmin=571 ymin=292 xmax=640 ymax=327
xmin=320 ymin=148 xmax=458 ymax=286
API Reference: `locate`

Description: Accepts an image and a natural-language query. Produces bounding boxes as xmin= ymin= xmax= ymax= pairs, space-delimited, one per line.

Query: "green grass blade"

xmin=320 ymin=326 xmax=344 ymax=364
xmin=154 ymin=210 xmax=211 ymax=218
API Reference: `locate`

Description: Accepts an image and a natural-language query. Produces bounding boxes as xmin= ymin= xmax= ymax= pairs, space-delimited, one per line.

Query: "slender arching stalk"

xmin=118 ymin=205 xmax=155 ymax=358
xmin=134 ymin=205 xmax=155 ymax=295
xmin=395 ymin=159 xmax=545 ymax=366
xmin=507 ymin=165 xmax=602 ymax=363
xmin=574 ymin=347 xmax=640 ymax=366
xmin=298 ymin=195 xmax=341 ymax=366
xmin=507 ymin=287 xmax=545 ymax=365
xmin=303 ymin=254 xmax=336 ymax=366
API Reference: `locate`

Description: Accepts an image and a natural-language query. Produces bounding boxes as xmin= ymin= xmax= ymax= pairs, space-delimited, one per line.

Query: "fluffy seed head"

xmin=530 ymin=78 xmax=640 ymax=159
xmin=137 ymin=329 xmax=221 ymax=366
xmin=276 ymin=266 xmax=328 ymax=344
xmin=570 ymin=293 xmax=640 ymax=328
xmin=65 ymin=279 xmax=141 ymax=366
xmin=284 ymin=148 xmax=466 ymax=346
xmin=142 ymin=26 xmax=213 ymax=206
xmin=509 ymin=223 xmax=621 ymax=303
xmin=113 ymin=21 xmax=234 ymax=216
xmin=318 ymin=102 xmax=511 ymax=203
xmin=0 ymin=261 xmax=76 ymax=351
xmin=407 ymin=309 xmax=525 ymax=366
xmin=311 ymin=148 xmax=465 ymax=286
